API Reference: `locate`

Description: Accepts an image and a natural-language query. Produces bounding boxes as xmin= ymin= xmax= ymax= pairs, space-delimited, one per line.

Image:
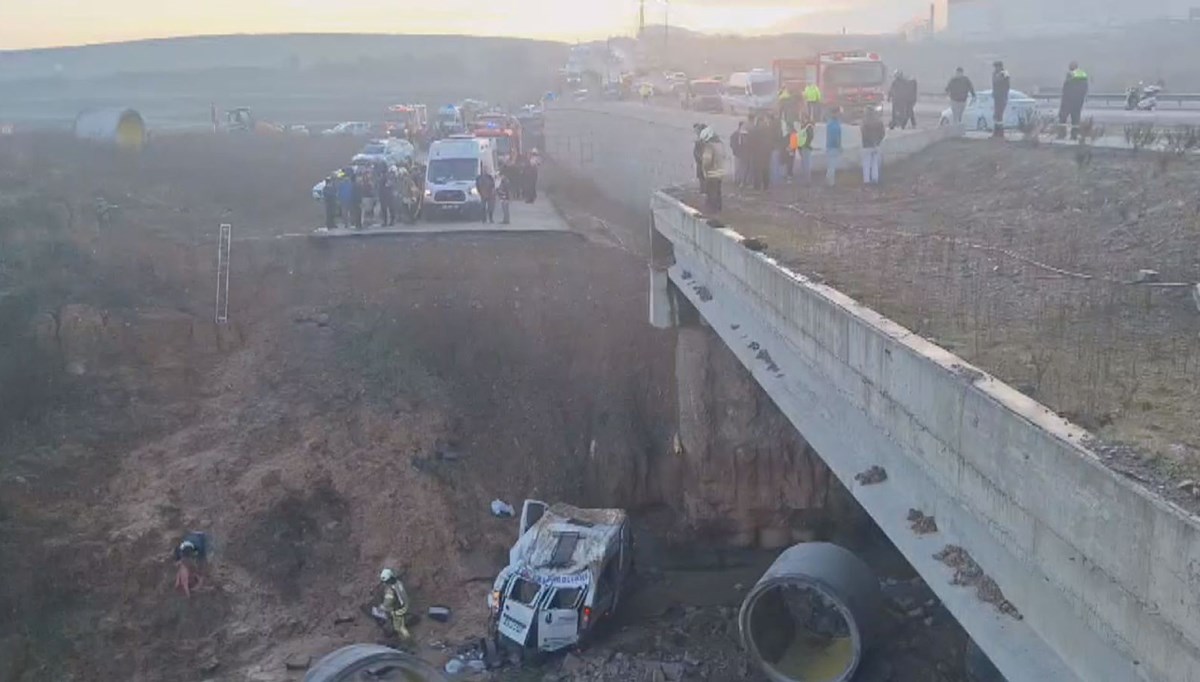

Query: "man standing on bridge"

xmin=992 ymin=61 xmax=1011 ymax=139
xmin=1059 ymin=61 xmax=1089 ymax=140
xmin=730 ymin=121 xmax=749 ymax=189
xmin=945 ymin=67 xmax=976 ymax=124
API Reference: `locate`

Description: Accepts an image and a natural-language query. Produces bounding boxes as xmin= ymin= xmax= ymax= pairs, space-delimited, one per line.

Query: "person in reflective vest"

xmin=379 ymin=568 xmax=411 ymax=640
xmin=803 ymin=83 xmax=823 ymax=122
xmin=1059 ymin=62 xmax=1090 ymax=140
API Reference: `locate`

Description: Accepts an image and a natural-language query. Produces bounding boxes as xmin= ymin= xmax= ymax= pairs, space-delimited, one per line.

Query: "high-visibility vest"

xmin=804 ymin=85 xmax=822 ymax=102
xmin=788 ymin=132 xmax=800 ymax=151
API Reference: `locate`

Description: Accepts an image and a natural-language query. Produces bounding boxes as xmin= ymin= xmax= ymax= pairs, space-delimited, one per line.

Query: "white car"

xmin=352 ymin=138 xmax=415 ymax=168
xmin=940 ymin=90 xmax=1039 ymax=131
xmin=322 ymin=121 xmax=374 ymax=137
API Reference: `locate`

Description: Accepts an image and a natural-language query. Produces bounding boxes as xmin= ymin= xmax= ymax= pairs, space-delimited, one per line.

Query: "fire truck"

xmin=471 ymin=113 xmax=523 ymax=165
xmin=772 ymin=50 xmax=888 ymax=120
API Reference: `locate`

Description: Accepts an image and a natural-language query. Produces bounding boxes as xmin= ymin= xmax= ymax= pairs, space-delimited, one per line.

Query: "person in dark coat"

xmin=475 ymin=170 xmax=496 ymax=223
xmin=1059 ymin=62 xmax=1089 ymax=139
xmin=321 ymin=175 xmax=338 ymax=230
xmin=692 ymin=123 xmax=706 ymax=186
xmin=749 ymin=116 xmax=773 ymax=191
xmin=730 ymin=121 xmax=749 ymax=188
xmin=945 ymin=67 xmax=976 ymax=124
xmin=374 ymin=163 xmax=393 ymax=227
xmin=992 ymin=61 xmax=1011 ymax=138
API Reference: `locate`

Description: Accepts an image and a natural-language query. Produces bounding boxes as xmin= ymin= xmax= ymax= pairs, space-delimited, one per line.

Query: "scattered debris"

xmin=333 ymin=613 xmax=356 ymax=625
xmin=695 ymin=285 xmax=713 ymax=302
xmin=284 ymin=654 xmax=312 ymax=671
xmin=490 ymin=499 xmax=514 ymax=518
xmin=427 ymin=606 xmax=452 ymax=623
xmin=950 ymin=363 xmax=986 ymax=383
xmin=855 ymin=465 xmax=888 ymax=486
xmin=934 ymin=545 xmax=1022 ymax=620
xmin=754 ymin=348 xmax=779 ymax=372
xmin=741 ymin=236 xmax=767 ymax=252
xmin=1177 ymin=480 xmax=1199 ymax=497
xmin=907 ymin=509 xmax=938 ymax=535
xmin=1132 ymin=269 xmax=1161 ymax=284
xmin=680 ymin=269 xmax=692 ymax=280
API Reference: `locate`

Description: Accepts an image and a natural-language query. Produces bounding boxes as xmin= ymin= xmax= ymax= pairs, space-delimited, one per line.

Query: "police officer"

xmin=1060 ymin=62 xmax=1089 ymax=140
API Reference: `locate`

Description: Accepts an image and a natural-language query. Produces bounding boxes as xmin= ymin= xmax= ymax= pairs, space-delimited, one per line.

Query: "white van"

xmin=424 ymin=136 xmax=496 ymax=220
xmin=723 ymin=69 xmax=778 ymax=116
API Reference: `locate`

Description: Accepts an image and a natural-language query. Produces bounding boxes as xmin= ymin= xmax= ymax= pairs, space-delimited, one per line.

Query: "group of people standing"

xmin=474 ymin=150 xmax=541 ymax=224
xmin=322 ymin=161 xmax=420 ymax=231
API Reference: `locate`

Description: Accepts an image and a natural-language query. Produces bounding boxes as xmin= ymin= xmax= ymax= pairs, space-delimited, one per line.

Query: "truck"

xmin=772 ymin=50 xmax=888 ymax=119
xmin=471 ymin=113 xmax=523 ymax=165
xmin=490 ymin=501 xmax=633 ymax=655
xmin=383 ymin=104 xmax=428 ymax=142
xmin=423 ymin=136 xmax=496 ymax=220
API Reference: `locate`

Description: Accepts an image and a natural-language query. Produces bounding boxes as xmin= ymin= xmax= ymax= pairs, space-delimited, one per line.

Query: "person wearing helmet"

xmin=379 ymin=568 xmax=412 ymax=640
xmin=173 ymin=531 xmax=209 ymax=598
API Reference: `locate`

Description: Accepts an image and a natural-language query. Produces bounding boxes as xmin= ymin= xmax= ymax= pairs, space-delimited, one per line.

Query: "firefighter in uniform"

xmin=379 ymin=568 xmax=411 ymax=640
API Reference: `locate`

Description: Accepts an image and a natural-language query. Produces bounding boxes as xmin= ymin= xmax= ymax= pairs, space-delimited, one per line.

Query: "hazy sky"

xmin=1 ymin=0 xmax=935 ymax=50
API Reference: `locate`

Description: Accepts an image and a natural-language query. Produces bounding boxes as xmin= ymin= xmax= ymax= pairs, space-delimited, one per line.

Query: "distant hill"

xmin=0 ymin=33 xmax=568 ymax=82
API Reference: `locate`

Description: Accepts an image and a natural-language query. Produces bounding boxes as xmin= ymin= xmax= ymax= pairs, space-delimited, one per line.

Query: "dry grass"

xmin=675 ymin=139 xmax=1200 ymax=490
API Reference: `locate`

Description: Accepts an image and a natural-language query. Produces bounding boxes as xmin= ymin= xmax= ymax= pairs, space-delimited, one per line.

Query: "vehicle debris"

xmin=855 ymin=465 xmax=888 ymax=485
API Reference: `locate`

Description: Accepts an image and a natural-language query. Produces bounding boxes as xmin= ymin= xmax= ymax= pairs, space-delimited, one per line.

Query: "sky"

xmin=0 ymin=0 xmax=936 ymax=50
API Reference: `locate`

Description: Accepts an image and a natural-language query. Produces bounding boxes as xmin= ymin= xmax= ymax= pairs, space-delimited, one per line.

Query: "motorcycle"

xmin=1125 ymin=83 xmax=1162 ymax=111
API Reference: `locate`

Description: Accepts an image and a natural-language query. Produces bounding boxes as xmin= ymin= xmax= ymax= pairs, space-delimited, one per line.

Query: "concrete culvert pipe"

xmin=74 ymin=108 xmax=146 ymax=152
xmin=738 ymin=543 xmax=882 ymax=682
xmin=304 ymin=644 xmax=448 ymax=681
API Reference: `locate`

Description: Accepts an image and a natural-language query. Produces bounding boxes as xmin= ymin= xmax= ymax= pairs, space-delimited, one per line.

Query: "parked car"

xmin=682 ymin=79 xmax=724 ymax=113
xmin=723 ymin=70 xmax=778 ymax=116
xmin=322 ymin=121 xmax=374 ymax=137
xmin=352 ymin=138 xmax=415 ymax=168
xmin=939 ymin=90 xmax=1039 ymax=131
xmin=490 ymin=501 xmax=632 ymax=655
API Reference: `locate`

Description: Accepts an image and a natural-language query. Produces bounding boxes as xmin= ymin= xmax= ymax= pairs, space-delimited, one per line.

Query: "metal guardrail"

xmin=920 ymin=91 xmax=1200 ymax=108
xmin=1029 ymin=91 xmax=1200 ymax=108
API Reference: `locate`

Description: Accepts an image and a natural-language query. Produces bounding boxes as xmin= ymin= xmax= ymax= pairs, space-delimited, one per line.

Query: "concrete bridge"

xmin=546 ymin=102 xmax=1200 ymax=682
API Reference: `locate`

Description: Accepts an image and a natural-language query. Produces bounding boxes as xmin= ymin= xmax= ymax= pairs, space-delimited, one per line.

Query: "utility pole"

xmin=639 ymin=0 xmax=646 ymax=39
xmin=664 ymin=0 xmax=670 ymax=67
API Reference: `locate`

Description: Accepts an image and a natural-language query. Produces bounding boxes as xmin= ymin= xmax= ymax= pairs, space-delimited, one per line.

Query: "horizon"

xmin=0 ymin=1 xmax=943 ymax=51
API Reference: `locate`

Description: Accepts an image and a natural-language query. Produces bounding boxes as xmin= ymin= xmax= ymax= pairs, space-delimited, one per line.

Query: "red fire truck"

xmin=471 ymin=113 xmax=523 ymax=165
xmin=772 ymin=50 xmax=888 ymax=119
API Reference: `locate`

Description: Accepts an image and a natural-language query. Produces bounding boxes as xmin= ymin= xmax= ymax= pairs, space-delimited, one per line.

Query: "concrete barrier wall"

xmin=545 ymin=102 xmax=962 ymax=211
xmin=650 ymin=191 xmax=1200 ymax=682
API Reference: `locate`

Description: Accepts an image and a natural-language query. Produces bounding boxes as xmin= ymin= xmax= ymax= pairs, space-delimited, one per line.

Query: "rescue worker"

xmin=475 ymin=169 xmax=496 ymax=223
xmin=945 ymin=67 xmax=976 ymax=124
xmin=698 ymin=125 xmax=727 ymax=213
xmin=777 ymin=86 xmax=798 ymax=126
xmin=173 ymin=531 xmax=209 ymax=598
xmin=396 ymin=167 xmax=418 ymax=224
xmin=798 ymin=118 xmax=816 ymax=184
xmin=784 ymin=121 xmax=798 ymax=182
xmin=321 ymin=175 xmax=338 ymax=231
xmin=803 ymin=82 xmax=823 ymax=122
xmin=379 ymin=568 xmax=411 ymax=640
xmin=992 ymin=61 xmax=1011 ymax=138
xmin=350 ymin=170 xmax=364 ymax=230
xmin=1059 ymin=62 xmax=1089 ymax=140
xmin=497 ymin=169 xmax=512 ymax=225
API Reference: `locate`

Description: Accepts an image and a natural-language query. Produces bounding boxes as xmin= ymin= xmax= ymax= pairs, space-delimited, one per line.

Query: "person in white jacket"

xmin=698 ymin=125 xmax=728 ymax=213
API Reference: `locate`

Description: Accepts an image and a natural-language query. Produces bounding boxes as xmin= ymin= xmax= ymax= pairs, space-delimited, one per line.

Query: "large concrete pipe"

xmin=738 ymin=543 xmax=882 ymax=682
xmin=74 ymin=108 xmax=146 ymax=151
xmin=305 ymin=645 xmax=448 ymax=682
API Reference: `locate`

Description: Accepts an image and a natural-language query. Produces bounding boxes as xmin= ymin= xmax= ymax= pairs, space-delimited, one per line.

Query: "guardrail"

xmin=1031 ymin=91 xmax=1200 ymax=108
xmin=922 ymin=91 xmax=1200 ymax=108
